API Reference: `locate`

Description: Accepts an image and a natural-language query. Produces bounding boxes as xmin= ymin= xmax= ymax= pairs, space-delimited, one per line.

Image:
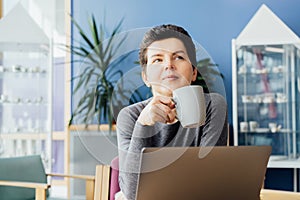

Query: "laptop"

xmin=135 ymin=146 xmax=271 ymax=200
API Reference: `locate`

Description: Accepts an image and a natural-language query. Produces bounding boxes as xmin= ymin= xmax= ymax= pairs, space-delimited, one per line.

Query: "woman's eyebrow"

xmin=150 ymin=53 xmax=163 ymax=58
xmin=149 ymin=50 xmax=186 ymax=58
xmin=172 ymin=50 xmax=186 ymax=55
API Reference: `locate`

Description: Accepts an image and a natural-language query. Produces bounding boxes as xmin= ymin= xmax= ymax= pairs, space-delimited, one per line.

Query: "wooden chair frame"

xmin=0 ymin=165 xmax=111 ymax=200
xmin=260 ymin=189 xmax=300 ymax=200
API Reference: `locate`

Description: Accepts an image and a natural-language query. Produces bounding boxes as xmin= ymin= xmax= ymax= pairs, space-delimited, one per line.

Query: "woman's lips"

xmin=163 ymin=75 xmax=179 ymax=80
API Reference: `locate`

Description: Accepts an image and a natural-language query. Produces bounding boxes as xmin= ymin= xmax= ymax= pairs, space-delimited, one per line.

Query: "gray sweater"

xmin=117 ymin=93 xmax=228 ymax=200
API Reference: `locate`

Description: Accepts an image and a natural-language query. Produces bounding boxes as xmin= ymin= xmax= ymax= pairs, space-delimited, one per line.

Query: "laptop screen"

xmin=136 ymin=146 xmax=271 ymax=200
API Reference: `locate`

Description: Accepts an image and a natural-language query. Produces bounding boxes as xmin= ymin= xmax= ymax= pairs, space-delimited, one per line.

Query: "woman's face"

xmin=142 ymin=38 xmax=197 ymax=97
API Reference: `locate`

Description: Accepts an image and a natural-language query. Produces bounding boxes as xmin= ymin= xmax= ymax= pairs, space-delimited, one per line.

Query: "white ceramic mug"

xmin=240 ymin=122 xmax=248 ymax=132
xmin=249 ymin=121 xmax=258 ymax=132
xmin=268 ymin=123 xmax=281 ymax=133
xmin=172 ymin=85 xmax=206 ymax=128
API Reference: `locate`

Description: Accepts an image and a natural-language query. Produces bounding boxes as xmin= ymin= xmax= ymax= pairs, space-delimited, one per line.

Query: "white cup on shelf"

xmin=241 ymin=95 xmax=252 ymax=103
xmin=240 ymin=122 xmax=248 ymax=132
xmin=268 ymin=123 xmax=281 ymax=133
xmin=249 ymin=121 xmax=258 ymax=132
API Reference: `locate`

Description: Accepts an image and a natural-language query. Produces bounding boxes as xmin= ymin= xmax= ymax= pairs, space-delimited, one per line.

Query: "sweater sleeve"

xmin=116 ymin=104 xmax=156 ymax=200
xmin=200 ymin=93 xmax=228 ymax=146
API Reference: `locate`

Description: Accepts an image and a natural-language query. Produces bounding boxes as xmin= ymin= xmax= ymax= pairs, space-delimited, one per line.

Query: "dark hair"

xmin=139 ymin=24 xmax=197 ymax=70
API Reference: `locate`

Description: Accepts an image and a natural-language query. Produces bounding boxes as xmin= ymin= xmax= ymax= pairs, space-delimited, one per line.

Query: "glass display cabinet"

xmin=0 ymin=4 xmax=52 ymax=171
xmin=232 ymin=43 xmax=300 ymax=160
xmin=232 ymin=5 xmax=300 ymax=167
xmin=0 ymin=46 xmax=51 ymax=158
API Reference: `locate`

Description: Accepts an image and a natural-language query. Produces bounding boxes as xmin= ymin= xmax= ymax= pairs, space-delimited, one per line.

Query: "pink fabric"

xmin=110 ymin=156 xmax=120 ymax=200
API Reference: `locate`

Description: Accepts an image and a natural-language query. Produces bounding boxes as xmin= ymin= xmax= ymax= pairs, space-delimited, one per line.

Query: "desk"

xmin=260 ymin=189 xmax=300 ymax=200
xmin=268 ymin=158 xmax=300 ymax=191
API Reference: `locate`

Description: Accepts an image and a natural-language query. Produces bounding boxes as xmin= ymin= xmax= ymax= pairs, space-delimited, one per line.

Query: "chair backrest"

xmin=109 ymin=156 xmax=120 ymax=200
xmin=0 ymin=155 xmax=47 ymax=200
xmin=94 ymin=156 xmax=120 ymax=200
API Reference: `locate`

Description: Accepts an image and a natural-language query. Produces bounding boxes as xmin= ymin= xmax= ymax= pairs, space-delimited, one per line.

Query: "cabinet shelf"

xmin=0 ymin=72 xmax=47 ymax=78
xmin=240 ymin=94 xmax=288 ymax=104
xmin=241 ymin=101 xmax=288 ymax=104
xmin=0 ymin=102 xmax=48 ymax=106
xmin=238 ymin=71 xmax=285 ymax=76
xmin=240 ymin=129 xmax=300 ymax=134
xmin=0 ymin=70 xmax=47 ymax=74
xmin=0 ymin=133 xmax=48 ymax=140
xmin=0 ymin=63 xmax=47 ymax=73
xmin=237 ymin=73 xmax=285 ymax=81
xmin=268 ymin=156 xmax=300 ymax=168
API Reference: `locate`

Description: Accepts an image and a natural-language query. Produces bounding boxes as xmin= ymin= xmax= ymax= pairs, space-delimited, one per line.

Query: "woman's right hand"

xmin=137 ymin=96 xmax=176 ymax=126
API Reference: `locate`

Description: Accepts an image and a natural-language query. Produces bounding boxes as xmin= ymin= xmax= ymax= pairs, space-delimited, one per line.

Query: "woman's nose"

xmin=164 ymin=58 xmax=175 ymax=70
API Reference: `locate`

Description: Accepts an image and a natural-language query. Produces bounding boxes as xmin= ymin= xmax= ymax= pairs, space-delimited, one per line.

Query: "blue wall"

xmin=72 ymin=0 xmax=300 ymax=126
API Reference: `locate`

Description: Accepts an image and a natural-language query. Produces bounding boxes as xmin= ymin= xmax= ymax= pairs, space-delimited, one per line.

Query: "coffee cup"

xmin=249 ymin=121 xmax=258 ymax=132
xmin=240 ymin=122 xmax=248 ymax=132
xmin=172 ymin=85 xmax=206 ymax=128
xmin=269 ymin=123 xmax=281 ymax=133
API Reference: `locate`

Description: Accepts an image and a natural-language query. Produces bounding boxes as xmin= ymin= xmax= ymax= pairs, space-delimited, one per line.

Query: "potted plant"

xmin=195 ymin=58 xmax=224 ymax=94
xmin=66 ymin=14 xmax=127 ymax=132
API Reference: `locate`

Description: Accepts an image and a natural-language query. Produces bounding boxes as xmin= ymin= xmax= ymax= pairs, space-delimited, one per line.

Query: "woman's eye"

xmin=153 ymin=58 xmax=162 ymax=63
xmin=175 ymin=55 xmax=184 ymax=60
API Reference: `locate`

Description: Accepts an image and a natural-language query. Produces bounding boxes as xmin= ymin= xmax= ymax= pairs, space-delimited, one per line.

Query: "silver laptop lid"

xmin=136 ymin=146 xmax=271 ymax=200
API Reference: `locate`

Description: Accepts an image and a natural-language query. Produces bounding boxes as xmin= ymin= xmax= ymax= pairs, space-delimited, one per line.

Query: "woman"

xmin=116 ymin=24 xmax=228 ymax=200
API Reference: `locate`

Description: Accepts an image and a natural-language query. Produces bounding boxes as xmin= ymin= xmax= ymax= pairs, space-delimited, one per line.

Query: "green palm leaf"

xmin=67 ymin=14 xmax=127 ymax=133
